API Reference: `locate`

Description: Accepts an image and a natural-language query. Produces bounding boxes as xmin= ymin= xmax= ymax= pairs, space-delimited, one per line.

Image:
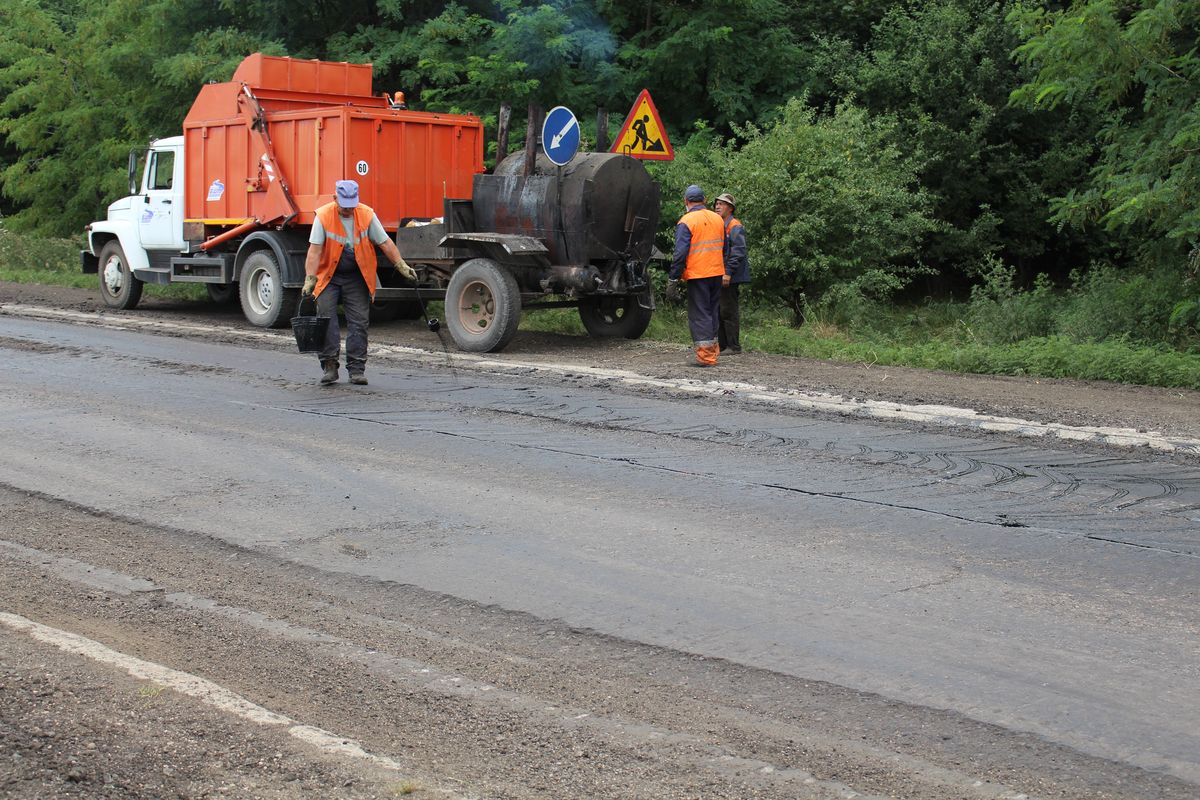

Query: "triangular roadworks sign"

xmin=611 ymin=89 xmax=674 ymax=161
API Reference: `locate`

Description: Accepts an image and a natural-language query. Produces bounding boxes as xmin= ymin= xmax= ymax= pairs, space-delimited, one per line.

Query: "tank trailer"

xmin=82 ymin=53 xmax=661 ymax=353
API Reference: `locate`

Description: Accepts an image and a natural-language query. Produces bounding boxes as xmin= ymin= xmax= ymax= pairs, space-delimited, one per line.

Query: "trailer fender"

xmin=85 ymin=222 xmax=150 ymax=273
xmin=234 ymin=230 xmax=310 ymax=287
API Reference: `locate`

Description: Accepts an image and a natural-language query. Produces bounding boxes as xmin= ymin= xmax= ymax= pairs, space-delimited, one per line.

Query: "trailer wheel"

xmin=207 ymin=283 xmax=238 ymax=305
xmin=578 ymin=294 xmax=653 ymax=339
xmin=239 ymin=250 xmax=298 ymax=328
xmin=445 ymin=258 xmax=521 ymax=353
xmin=97 ymin=241 xmax=143 ymax=310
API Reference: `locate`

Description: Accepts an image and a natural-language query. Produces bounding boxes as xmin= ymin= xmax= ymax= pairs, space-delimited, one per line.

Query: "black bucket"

xmin=291 ymin=295 xmax=330 ymax=353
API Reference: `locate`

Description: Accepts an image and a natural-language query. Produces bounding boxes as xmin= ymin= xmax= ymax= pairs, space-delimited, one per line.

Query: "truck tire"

xmin=97 ymin=241 xmax=143 ymax=310
xmin=239 ymin=250 xmax=298 ymax=328
xmin=207 ymin=283 xmax=238 ymax=305
xmin=578 ymin=294 xmax=653 ymax=339
xmin=445 ymin=258 xmax=521 ymax=353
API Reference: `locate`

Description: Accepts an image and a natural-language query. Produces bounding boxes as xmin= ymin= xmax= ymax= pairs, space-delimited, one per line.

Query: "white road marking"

xmin=0 ymin=611 xmax=432 ymax=786
xmin=4 ymin=302 xmax=1197 ymax=454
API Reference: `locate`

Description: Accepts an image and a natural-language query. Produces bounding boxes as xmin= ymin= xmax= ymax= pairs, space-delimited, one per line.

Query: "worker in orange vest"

xmin=666 ymin=184 xmax=725 ymax=366
xmin=301 ymin=179 xmax=415 ymax=385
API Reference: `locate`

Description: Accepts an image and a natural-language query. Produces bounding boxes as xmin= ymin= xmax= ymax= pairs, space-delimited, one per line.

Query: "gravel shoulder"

xmin=4 ymin=280 xmax=1197 ymax=444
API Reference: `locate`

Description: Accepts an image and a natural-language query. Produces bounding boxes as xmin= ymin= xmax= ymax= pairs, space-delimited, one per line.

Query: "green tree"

xmin=0 ymin=0 xmax=280 ymax=235
xmin=1010 ymin=0 xmax=1200 ymax=263
xmin=660 ymin=99 xmax=936 ymax=324
xmin=813 ymin=0 xmax=1103 ymax=283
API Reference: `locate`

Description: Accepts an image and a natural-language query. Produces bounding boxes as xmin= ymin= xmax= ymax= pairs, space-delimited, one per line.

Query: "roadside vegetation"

xmin=3 ymin=1 xmax=1200 ymax=389
xmin=8 ymin=223 xmax=1198 ymax=390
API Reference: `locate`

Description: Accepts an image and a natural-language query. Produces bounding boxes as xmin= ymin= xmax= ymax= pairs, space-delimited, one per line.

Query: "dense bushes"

xmin=965 ymin=259 xmax=1195 ymax=350
xmin=0 ymin=222 xmax=81 ymax=275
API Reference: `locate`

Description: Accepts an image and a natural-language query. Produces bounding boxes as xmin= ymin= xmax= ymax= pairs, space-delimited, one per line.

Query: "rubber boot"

xmin=320 ymin=360 xmax=339 ymax=385
xmin=694 ymin=341 xmax=719 ymax=367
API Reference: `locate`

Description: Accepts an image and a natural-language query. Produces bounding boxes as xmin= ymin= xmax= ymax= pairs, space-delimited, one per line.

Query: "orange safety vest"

xmin=678 ymin=207 xmax=725 ymax=280
xmin=313 ymin=202 xmax=380 ymax=298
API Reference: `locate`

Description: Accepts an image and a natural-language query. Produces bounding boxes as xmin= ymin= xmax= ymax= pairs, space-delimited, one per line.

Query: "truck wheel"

xmin=239 ymin=250 xmax=298 ymax=328
xmin=445 ymin=258 xmax=521 ymax=353
xmin=207 ymin=283 xmax=238 ymax=305
xmin=369 ymin=299 xmax=401 ymax=324
xmin=97 ymin=241 xmax=143 ymax=310
xmin=368 ymin=300 xmax=424 ymax=323
xmin=578 ymin=294 xmax=653 ymax=339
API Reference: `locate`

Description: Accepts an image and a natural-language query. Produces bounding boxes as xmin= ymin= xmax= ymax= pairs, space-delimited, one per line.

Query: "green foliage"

xmin=0 ymin=0 xmax=1194 ymax=363
xmin=965 ymin=256 xmax=1188 ymax=348
xmin=813 ymin=0 xmax=1104 ymax=278
xmin=706 ymin=98 xmax=935 ymax=324
xmin=967 ymin=258 xmax=1062 ymax=343
xmin=0 ymin=222 xmax=203 ymax=296
xmin=0 ymin=0 xmax=281 ymax=236
xmin=612 ymin=0 xmax=806 ymax=132
xmin=1009 ymin=0 xmax=1200 ymax=267
xmin=0 ymin=222 xmax=83 ymax=279
xmin=1058 ymin=264 xmax=1182 ymax=343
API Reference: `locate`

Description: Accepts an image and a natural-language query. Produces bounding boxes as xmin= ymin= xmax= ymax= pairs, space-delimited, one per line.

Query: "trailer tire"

xmin=97 ymin=241 xmax=143 ymax=310
xmin=239 ymin=250 xmax=298 ymax=328
xmin=207 ymin=283 xmax=238 ymax=305
xmin=445 ymin=258 xmax=521 ymax=353
xmin=578 ymin=294 xmax=653 ymax=339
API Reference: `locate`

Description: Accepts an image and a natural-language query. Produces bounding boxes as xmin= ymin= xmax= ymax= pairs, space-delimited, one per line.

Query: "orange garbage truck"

xmin=83 ymin=53 xmax=661 ymax=352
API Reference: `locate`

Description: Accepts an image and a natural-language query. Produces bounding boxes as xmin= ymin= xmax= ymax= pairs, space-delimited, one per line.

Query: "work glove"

xmin=664 ymin=279 xmax=682 ymax=303
xmin=394 ymin=257 xmax=417 ymax=281
xmin=301 ymin=274 xmax=317 ymax=297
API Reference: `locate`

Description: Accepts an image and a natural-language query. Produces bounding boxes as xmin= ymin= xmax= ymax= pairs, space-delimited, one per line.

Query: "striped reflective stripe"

xmin=691 ymin=237 xmax=723 ymax=253
xmin=324 ymin=229 xmax=368 ymax=247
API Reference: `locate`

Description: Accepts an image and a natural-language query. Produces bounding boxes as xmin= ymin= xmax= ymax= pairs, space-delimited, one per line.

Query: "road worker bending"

xmin=666 ymin=184 xmax=726 ymax=367
xmin=302 ymin=179 xmax=416 ymax=385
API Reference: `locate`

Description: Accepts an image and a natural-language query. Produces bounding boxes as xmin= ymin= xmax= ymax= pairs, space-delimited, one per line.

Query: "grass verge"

xmin=0 ymin=226 xmax=204 ymax=299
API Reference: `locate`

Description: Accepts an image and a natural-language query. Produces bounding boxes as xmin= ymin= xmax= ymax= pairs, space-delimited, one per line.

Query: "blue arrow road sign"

xmin=542 ymin=106 xmax=580 ymax=166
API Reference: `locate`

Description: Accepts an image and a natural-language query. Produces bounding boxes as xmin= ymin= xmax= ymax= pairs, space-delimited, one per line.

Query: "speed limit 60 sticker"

xmin=355 ymin=160 xmax=369 ymax=176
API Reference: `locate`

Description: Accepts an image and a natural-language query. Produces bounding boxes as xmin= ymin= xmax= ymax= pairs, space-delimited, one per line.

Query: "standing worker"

xmin=714 ymin=192 xmax=750 ymax=354
xmin=301 ymin=179 xmax=416 ymax=385
xmin=666 ymin=184 xmax=726 ymax=367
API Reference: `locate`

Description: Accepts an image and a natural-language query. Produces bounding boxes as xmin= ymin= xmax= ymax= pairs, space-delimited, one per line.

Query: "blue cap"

xmin=335 ymin=179 xmax=359 ymax=208
xmin=684 ymin=184 xmax=704 ymax=202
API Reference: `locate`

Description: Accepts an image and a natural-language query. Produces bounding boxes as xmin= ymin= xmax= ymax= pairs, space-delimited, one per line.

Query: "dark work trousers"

xmin=686 ymin=275 xmax=723 ymax=345
xmin=316 ymin=254 xmax=371 ymax=373
xmin=718 ymin=283 xmax=741 ymax=351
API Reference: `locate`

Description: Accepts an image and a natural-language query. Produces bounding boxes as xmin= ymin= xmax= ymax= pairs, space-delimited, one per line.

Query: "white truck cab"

xmin=82 ymin=137 xmax=188 ymax=308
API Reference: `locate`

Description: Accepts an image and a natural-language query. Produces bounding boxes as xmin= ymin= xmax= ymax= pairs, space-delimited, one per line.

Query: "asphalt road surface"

xmin=1 ymin=309 xmax=1197 ymax=799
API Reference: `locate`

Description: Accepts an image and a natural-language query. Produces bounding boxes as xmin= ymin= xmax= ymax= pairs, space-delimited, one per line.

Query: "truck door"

xmin=138 ymin=147 xmax=184 ymax=251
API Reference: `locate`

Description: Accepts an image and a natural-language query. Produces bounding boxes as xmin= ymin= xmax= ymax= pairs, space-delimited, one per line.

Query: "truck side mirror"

xmin=128 ymin=147 xmax=147 ymax=195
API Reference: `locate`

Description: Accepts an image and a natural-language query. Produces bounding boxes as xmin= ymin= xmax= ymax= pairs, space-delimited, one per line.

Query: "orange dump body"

xmin=183 ymin=53 xmax=484 ymax=232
